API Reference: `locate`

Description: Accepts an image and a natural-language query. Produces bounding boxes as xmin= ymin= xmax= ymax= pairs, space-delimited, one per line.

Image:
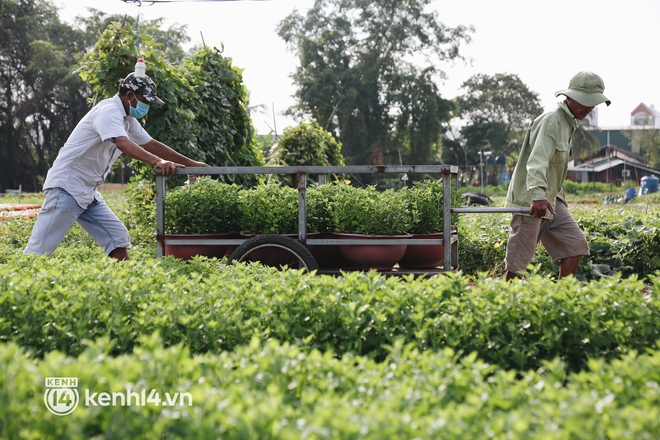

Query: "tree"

xmin=74 ymin=8 xmax=190 ymax=65
xmin=277 ymin=0 xmax=472 ymax=168
xmin=625 ymin=126 xmax=660 ymax=169
xmin=267 ymin=119 xmax=345 ymax=186
xmin=0 ymin=0 xmax=90 ymax=191
xmin=455 ymin=73 xmax=543 ymax=165
xmin=78 ymin=23 xmax=262 ymax=186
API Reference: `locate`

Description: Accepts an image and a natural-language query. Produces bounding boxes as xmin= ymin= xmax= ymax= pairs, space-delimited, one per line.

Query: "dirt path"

xmin=0 ymin=204 xmax=41 ymax=220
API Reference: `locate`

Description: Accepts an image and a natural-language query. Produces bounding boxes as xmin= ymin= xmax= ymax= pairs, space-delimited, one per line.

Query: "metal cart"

xmin=155 ymin=165 xmax=528 ymax=274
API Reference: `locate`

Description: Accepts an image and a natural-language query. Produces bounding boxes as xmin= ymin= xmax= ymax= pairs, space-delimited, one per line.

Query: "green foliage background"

xmin=78 ymin=23 xmax=263 ymax=185
xmin=277 ymin=0 xmax=472 ymax=167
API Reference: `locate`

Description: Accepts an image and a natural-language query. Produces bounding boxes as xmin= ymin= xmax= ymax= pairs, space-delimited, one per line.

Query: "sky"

xmin=56 ymin=0 xmax=660 ymax=134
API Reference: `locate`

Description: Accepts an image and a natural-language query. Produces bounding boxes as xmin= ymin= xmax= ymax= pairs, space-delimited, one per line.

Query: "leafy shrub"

xmin=164 ymin=177 xmax=241 ymax=234
xmin=580 ymin=211 xmax=660 ymax=278
xmin=2 ymin=337 xmax=660 ymax=439
xmin=1 ymin=254 xmax=659 ymax=372
xmin=457 ymin=213 xmax=510 ymax=276
xmin=563 ymin=179 xmax=617 ymax=196
xmin=268 ymin=119 xmax=345 ymax=168
xmin=306 ymin=182 xmax=352 ymax=233
xmin=403 ymin=179 xmax=461 ymax=234
xmin=266 ymin=119 xmax=345 ymax=187
xmin=328 ymin=184 xmax=412 ymax=235
xmin=238 ymin=184 xmax=298 ymax=234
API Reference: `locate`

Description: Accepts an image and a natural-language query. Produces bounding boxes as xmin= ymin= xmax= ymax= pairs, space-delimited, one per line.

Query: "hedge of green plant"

xmin=165 ymin=178 xmax=241 ymax=234
xmin=2 ymin=336 xmax=660 ymax=439
xmin=1 ymin=253 xmax=658 ymax=373
xmin=163 ymin=179 xmax=461 ymax=236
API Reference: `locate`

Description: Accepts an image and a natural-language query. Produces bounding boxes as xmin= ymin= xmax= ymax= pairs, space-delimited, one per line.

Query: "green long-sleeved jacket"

xmin=505 ymin=101 xmax=578 ymax=219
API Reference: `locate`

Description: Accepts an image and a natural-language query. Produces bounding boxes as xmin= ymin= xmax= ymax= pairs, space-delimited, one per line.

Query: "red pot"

xmin=306 ymin=232 xmax=351 ymax=269
xmin=398 ymin=232 xmax=445 ymax=269
xmin=335 ymin=233 xmax=409 ymax=271
xmin=164 ymin=234 xmax=230 ymax=261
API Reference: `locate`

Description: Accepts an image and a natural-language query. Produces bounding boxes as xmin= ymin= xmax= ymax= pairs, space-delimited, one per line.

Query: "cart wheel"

xmin=228 ymin=234 xmax=319 ymax=272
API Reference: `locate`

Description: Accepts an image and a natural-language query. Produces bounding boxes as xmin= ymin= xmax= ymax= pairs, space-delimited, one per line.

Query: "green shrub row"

xmin=2 ymin=336 xmax=660 ymax=439
xmin=1 ymin=254 xmax=658 ymax=372
xmin=164 ymin=178 xmax=461 ymax=236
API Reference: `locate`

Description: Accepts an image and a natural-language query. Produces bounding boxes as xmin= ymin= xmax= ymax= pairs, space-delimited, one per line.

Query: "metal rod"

xmin=442 ymin=169 xmax=452 ymax=272
xmin=174 ymin=165 xmax=458 ymax=176
xmin=164 ymin=239 xmax=246 ymax=246
xmin=155 ymin=174 xmax=165 ymax=257
xmin=452 ymin=207 xmax=530 ymax=214
xmin=298 ymin=171 xmax=307 ymax=242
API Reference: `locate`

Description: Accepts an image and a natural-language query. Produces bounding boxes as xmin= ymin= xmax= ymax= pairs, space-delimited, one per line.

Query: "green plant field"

xmin=1 ymin=189 xmax=659 ymax=438
xmin=2 ymin=337 xmax=660 ymax=439
xmin=1 ymin=254 xmax=658 ymax=373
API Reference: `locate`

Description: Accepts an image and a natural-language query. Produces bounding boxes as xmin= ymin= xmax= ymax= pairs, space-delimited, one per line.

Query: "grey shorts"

xmin=505 ymin=201 xmax=589 ymax=275
xmin=23 ymin=187 xmax=130 ymax=256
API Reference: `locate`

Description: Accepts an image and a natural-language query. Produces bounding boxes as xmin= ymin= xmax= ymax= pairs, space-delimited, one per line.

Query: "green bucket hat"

xmin=555 ymin=71 xmax=611 ymax=107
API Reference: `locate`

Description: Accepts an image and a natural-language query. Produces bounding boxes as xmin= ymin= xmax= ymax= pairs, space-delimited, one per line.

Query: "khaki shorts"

xmin=505 ymin=202 xmax=589 ymax=275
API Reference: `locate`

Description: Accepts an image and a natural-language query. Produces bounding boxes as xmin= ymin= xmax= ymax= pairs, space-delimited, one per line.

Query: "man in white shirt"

xmin=24 ymin=73 xmax=208 ymax=260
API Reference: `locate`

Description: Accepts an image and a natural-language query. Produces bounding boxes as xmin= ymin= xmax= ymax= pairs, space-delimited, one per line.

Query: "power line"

xmin=120 ymin=0 xmax=271 ymax=3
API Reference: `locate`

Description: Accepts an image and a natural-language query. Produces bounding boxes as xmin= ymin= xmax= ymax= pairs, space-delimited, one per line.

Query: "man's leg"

xmin=76 ymin=197 xmax=131 ymax=260
xmin=109 ymin=247 xmax=129 ymax=261
xmin=559 ymin=255 xmax=580 ymax=279
xmin=24 ymin=188 xmax=83 ymax=256
xmin=505 ymin=214 xmax=542 ymax=280
xmin=540 ymin=203 xmax=589 ymax=279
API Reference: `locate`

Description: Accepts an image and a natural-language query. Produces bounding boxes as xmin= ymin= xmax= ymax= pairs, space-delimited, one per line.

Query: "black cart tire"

xmin=228 ymin=234 xmax=319 ymax=272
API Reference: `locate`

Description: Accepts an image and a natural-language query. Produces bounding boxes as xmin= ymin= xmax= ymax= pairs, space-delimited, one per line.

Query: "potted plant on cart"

xmin=232 ymin=183 xmax=316 ymax=267
xmin=329 ymin=184 xmax=412 ymax=270
xmin=238 ymin=184 xmax=299 ymax=236
xmin=164 ymin=177 xmax=240 ymax=260
xmin=306 ymin=182 xmax=351 ymax=269
xmin=398 ymin=179 xmax=460 ymax=269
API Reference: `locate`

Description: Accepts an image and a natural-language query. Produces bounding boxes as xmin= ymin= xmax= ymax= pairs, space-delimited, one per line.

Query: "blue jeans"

xmin=23 ymin=188 xmax=130 ymax=256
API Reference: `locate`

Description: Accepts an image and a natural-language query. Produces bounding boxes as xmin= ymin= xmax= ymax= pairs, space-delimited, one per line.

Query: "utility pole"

xmin=478 ymin=150 xmax=492 ymax=193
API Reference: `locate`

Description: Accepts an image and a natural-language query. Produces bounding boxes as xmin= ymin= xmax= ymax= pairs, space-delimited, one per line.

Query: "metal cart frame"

xmin=155 ymin=165 xmax=528 ymax=273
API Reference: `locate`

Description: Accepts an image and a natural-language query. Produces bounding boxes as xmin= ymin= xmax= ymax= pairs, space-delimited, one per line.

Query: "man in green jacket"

xmin=504 ymin=72 xmax=610 ymax=280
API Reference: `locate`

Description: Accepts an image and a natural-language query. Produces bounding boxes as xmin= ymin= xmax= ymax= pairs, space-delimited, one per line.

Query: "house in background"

xmin=630 ymin=103 xmax=660 ymax=127
xmin=583 ymin=102 xmax=659 ymax=154
xmin=567 ymin=102 xmax=660 ymax=186
xmin=567 ymin=144 xmax=660 ymax=186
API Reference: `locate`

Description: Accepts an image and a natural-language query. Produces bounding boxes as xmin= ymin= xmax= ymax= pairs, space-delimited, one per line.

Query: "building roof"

xmin=631 ymin=102 xmax=653 ymax=116
xmin=593 ymin=144 xmax=647 ymax=164
xmin=568 ymin=158 xmax=660 ymax=176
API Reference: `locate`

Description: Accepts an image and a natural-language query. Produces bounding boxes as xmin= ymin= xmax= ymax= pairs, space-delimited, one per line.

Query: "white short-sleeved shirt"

xmin=43 ymin=94 xmax=152 ymax=208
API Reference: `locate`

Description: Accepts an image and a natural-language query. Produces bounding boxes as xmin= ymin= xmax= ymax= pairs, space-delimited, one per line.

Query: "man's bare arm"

xmin=142 ymin=139 xmax=207 ymax=168
xmin=112 ymin=136 xmax=182 ymax=175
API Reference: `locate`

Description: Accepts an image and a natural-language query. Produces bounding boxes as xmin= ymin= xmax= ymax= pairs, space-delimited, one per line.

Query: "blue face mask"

xmin=129 ymin=96 xmax=150 ymax=119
